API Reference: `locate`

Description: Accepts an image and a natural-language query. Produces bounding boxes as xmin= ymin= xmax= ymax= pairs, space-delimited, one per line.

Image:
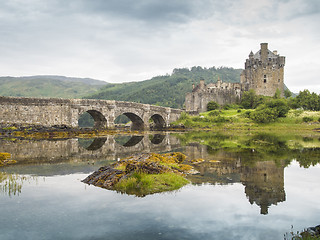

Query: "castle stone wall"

xmin=185 ymin=79 xmax=243 ymax=112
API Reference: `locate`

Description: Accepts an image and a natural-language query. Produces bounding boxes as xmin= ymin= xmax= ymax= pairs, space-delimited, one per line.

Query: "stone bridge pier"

xmin=0 ymin=97 xmax=183 ymax=130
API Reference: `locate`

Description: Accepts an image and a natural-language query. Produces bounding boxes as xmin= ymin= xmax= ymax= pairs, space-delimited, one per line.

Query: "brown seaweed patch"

xmin=0 ymin=152 xmax=17 ymax=167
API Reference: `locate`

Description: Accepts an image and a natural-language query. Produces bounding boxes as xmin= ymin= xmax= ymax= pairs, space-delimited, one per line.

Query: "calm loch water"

xmin=0 ymin=132 xmax=319 ymax=240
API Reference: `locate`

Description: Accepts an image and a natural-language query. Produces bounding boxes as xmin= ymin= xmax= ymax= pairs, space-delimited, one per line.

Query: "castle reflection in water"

xmin=186 ymin=144 xmax=285 ymax=215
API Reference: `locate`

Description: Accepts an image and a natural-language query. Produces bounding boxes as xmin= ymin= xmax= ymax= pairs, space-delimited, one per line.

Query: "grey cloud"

xmin=0 ymin=0 xmax=319 ymax=93
xmin=75 ymin=0 xmax=206 ymax=23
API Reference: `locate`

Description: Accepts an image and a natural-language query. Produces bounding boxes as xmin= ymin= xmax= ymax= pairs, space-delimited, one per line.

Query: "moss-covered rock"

xmin=82 ymin=152 xmax=192 ymax=196
xmin=0 ymin=152 xmax=16 ymax=167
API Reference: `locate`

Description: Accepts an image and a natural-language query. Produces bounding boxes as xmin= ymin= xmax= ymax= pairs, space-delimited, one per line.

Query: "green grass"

xmin=114 ymin=172 xmax=189 ymax=196
xmin=172 ymin=109 xmax=320 ymax=133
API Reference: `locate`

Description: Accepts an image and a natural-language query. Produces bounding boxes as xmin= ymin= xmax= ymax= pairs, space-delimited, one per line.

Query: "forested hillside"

xmin=0 ymin=76 xmax=108 ymax=99
xmin=86 ymin=66 xmax=242 ymax=108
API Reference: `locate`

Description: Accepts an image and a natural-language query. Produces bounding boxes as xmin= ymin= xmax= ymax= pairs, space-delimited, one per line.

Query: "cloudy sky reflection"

xmin=1 ymin=161 xmax=319 ymax=240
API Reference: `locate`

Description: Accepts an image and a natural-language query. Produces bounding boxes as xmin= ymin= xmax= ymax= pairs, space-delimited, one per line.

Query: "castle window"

xmin=278 ymin=79 xmax=280 ymax=82
xmin=264 ymin=75 xmax=267 ymax=83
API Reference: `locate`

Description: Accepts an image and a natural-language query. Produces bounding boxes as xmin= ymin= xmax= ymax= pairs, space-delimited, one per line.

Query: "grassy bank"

xmin=172 ymin=109 xmax=320 ymax=134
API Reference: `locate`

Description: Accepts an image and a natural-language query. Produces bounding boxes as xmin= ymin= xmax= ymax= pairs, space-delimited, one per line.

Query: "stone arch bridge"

xmin=0 ymin=97 xmax=183 ymax=130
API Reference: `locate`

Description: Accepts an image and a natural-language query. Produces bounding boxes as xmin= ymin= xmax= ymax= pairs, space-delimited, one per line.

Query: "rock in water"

xmin=82 ymin=152 xmax=191 ymax=196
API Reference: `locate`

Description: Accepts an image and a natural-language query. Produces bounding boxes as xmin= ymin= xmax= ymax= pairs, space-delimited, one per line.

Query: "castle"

xmin=185 ymin=43 xmax=285 ymax=113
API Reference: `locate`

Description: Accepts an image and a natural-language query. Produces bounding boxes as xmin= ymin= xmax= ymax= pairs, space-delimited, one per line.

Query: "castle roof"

xmin=253 ymin=49 xmax=278 ymax=60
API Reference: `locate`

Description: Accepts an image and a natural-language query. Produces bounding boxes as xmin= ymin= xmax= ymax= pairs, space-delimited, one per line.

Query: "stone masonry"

xmin=0 ymin=97 xmax=182 ymax=130
xmin=185 ymin=78 xmax=243 ymax=113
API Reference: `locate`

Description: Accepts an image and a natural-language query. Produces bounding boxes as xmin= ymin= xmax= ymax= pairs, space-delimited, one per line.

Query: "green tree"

xmin=207 ymin=101 xmax=220 ymax=111
xmin=273 ymin=89 xmax=281 ymax=99
xmin=240 ymin=89 xmax=263 ymax=109
xmin=284 ymin=89 xmax=292 ymax=98
xmin=295 ymin=90 xmax=320 ymax=111
xmin=288 ymin=97 xmax=301 ymax=109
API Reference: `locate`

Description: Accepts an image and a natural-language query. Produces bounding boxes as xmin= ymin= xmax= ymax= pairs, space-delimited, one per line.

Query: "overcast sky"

xmin=1 ymin=0 xmax=319 ymax=93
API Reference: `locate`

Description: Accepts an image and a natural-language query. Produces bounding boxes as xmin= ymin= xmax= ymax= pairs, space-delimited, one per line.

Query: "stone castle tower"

xmin=185 ymin=43 xmax=286 ymax=113
xmin=240 ymin=43 xmax=285 ymax=97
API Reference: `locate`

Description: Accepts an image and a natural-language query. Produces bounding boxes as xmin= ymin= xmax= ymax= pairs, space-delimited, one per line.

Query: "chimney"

xmin=260 ymin=43 xmax=268 ymax=63
xmin=273 ymin=50 xmax=278 ymax=55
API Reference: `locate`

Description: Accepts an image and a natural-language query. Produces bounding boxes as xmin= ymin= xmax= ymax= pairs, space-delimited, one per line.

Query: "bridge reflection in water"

xmin=0 ymin=134 xmax=181 ymax=165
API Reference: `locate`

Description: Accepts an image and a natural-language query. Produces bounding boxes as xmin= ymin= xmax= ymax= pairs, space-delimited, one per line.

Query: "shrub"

xmin=208 ymin=110 xmax=220 ymax=117
xmin=250 ymin=107 xmax=278 ymax=123
xmin=241 ymin=110 xmax=252 ymax=118
xmin=223 ymin=104 xmax=240 ymax=110
xmin=214 ymin=116 xmax=229 ymax=123
xmin=184 ymin=119 xmax=193 ymax=127
xmin=207 ymin=101 xmax=220 ymax=111
xmin=265 ymin=99 xmax=290 ymax=117
xmin=291 ymin=109 xmax=303 ymax=117
xmin=302 ymin=116 xmax=313 ymax=122
xmin=193 ymin=116 xmax=204 ymax=122
xmin=179 ymin=112 xmax=190 ymax=120
xmin=237 ymin=109 xmax=242 ymax=113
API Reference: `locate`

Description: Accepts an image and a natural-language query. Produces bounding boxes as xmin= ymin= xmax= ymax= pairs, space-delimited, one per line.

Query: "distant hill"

xmin=0 ymin=67 xmax=243 ymax=108
xmin=0 ymin=75 xmax=108 ymax=99
xmin=86 ymin=66 xmax=243 ymax=108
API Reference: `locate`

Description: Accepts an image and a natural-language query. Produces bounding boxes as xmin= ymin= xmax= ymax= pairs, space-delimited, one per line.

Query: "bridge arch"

xmin=80 ymin=110 xmax=108 ymax=129
xmin=117 ymin=112 xmax=145 ymax=130
xmin=149 ymin=114 xmax=166 ymax=130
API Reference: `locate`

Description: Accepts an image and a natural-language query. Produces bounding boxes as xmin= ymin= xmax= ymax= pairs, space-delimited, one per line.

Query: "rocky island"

xmin=82 ymin=152 xmax=193 ymax=196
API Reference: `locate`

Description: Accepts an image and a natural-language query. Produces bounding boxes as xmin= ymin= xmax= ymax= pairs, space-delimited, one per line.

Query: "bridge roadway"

xmin=0 ymin=96 xmax=183 ymax=130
